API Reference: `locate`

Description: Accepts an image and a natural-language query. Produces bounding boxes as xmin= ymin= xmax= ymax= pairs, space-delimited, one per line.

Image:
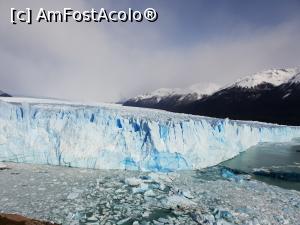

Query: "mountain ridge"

xmin=124 ymin=68 xmax=300 ymax=125
xmin=0 ymin=90 xmax=10 ymax=97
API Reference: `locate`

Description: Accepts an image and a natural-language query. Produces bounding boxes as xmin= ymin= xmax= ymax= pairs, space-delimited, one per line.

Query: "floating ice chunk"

xmin=144 ymin=189 xmax=156 ymax=197
xmin=191 ymin=212 xmax=215 ymax=224
xmin=213 ymin=208 xmax=235 ymax=223
xmin=215 ymin=219 xmax=233 ymax=225
xmin=182 ymin=191 xmax=194 ymax=199
xmin=139 ymin=175 xmax=151 ymax=180
xmin=132 ymin=183 xmax=149 ymax=194
xmin=86 ymin=215 xmax=98 ymax=222
xmin=117 ymin=217 xmax=131 ymax=225
xmin=159 ymin=183 xmax=166 ymax=191
xmin=152 ymin=220 xmax=164 ymax=225
xmin=221 ymin=168 xmax=242 ymax=183
xmin=148 ymin=172 xmax=178 ymax=184
xmin=67 ymin=188 xmax=83 ymax=200
xmin=67 ymin=192 xmax=79 ymax=200
xmin=252 ymin=167 xmax=270 ymax=173
xmin=163 ymin=195 xmax=197 ymax=210
xmin=142 ymin=211 xmax=150 ymax=218
xmin=0 ymin=163 xmax=8 ymax=170
xmin=125 ymin=177 xmax=143 ymax=186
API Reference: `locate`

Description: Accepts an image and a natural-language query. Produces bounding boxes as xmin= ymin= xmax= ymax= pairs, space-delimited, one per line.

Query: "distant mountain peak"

xmin=228 ymin=68 xmax=299 ymax=89
xmin=124 ymin=67 xmax=300 ymax=125
xmin=132 ymin=82 xmax=220 ymax=102
xmin=0 ymin=90 xmax=11 ymax=97
xmin=185 ymin=83 xmax=221 ymax=97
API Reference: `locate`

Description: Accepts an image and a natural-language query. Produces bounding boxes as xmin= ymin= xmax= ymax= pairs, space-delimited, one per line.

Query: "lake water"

xmin=221 ymin=138 xmax=300 ymax=191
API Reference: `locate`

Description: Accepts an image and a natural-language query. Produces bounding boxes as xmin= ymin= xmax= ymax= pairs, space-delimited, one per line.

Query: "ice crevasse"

xmin=0 ymin=97 xmax=300 ymax=172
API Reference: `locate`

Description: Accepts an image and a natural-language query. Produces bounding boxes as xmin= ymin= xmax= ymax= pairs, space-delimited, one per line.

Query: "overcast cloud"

xmin=0 ymin=0 xmax=300 ymax=102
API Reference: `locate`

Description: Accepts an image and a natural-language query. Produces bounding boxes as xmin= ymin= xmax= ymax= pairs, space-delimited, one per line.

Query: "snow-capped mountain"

xmin=124 ymin=83 xmax=220 ymax=111
xmin=131 ymin=83 xmax=220 ymax=102
xmin=289 ymin=72 xmax=300 ymax=84
xmin=0 ymin=90 xmax=10 ymax=97
xmin=227 ymin=68 xmax=298 ymax=89
xmin=124 ymin=68 xmax=300 ymax=125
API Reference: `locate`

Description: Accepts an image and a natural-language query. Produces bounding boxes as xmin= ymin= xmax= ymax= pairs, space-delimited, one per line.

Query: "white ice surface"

xmin=0 ymin=97 xmax=300 ymax=171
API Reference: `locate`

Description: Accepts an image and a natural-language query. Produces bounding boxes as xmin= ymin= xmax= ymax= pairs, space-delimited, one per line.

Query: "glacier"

xmin=0 ymin=97 xmax=300 ymax=172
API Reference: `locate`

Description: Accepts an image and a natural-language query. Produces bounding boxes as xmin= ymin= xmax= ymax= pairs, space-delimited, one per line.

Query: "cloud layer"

xmin=1 ymin=0 xmax=300 ymax=102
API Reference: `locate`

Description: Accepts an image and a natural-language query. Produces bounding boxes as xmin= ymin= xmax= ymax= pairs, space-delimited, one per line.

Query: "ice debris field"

xmin=0 ymin=97 xmax=300 ymax=171
xmin=1 ymin=163 xmax=300 ymax=225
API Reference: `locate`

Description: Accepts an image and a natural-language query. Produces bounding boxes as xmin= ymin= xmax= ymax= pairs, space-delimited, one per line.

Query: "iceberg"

xmin=0 ymin=97 xmax=300 ymax=171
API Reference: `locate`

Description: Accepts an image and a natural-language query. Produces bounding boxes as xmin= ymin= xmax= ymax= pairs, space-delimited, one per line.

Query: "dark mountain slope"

xmin=181 ymin=82 xmax=300 ymax=125
xmin=124 ymin=68 xmax=300 ymax=125
xmin=0 ymin=90 xmax=11 ymax=97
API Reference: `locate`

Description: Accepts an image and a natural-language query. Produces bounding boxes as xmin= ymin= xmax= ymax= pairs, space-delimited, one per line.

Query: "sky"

xmin=0 ymin=0 xmax=300 ymax=102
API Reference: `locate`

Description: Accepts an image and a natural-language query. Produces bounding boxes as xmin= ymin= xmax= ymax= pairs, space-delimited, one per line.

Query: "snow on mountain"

xmin=0 ymin=97 xmax=300 ymax=171
xmin=289 ymin=72 xmax=300 ymax=84
xmin=227 ymin=68 xmax=299 ymax=89
xmin=185 ymin=83 xmax=221 ymax=97
xmin=0 ymin=90 xmax=4 ymax=95
xmin=136 ymin=88 xmax=180 ymax=102
xmin=127 ymin=68 xmax=299 ymax=104
xmin=132 ymin=83 xmax=220 ymax=102
xmin=123 ymin=67 xmax=300 ymax=125
xmin=0 ymin=90 xmax=10 ymax=97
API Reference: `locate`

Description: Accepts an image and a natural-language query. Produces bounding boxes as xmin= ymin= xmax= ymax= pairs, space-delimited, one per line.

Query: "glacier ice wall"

xmin=0 ymin=98 xmax=300 ymax=171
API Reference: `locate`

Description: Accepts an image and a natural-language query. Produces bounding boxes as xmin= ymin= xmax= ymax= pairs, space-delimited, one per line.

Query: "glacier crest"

xmin=0 ymin=98 xmax=300 ymax=171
